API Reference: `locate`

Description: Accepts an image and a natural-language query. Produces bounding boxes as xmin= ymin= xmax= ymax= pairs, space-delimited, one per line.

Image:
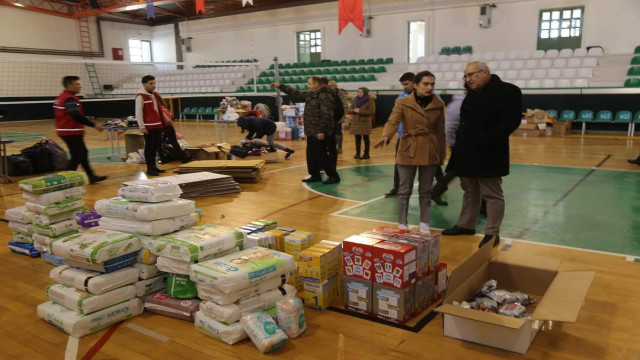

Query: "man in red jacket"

xmin=135 ymin=75 xmax=167 ymax=176
xmin=53 ymin=76 xmax=107 ymax=184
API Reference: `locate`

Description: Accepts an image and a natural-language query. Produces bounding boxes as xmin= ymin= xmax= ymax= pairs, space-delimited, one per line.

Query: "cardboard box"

xmin=513 ymin=129 xmax=546 ymax=137
xmin=372 ymin=241 xmax=417 ymax=289
xmin=302 ymin=279 xmax=331 ymax=310
xmin=373 ymin=282 xmax=415 ymax=324
xmin=435 ymin=262 xmax=447 ymax=300
xmin=414 ymin=272 xmax=436 ymax=313
xmin=523 ymin=109 xmax=550 ymax=124
xmin=343 ymin=275 xmax=373 ymax=315
xmin=552 ymin=121 xmax=572 ymax=136
xmin=262 ymin=151 xmax=279 ymax=163
xmin=436 ymin=244 xmax=595 ymax=354
xmin=125 ymin=133 xmax=145 ymax=154
xmin=184 ymin=144 xmax=222 ymax=160
xmin=284 ymin=231 xmax=313 ymax=261
xmin=342 ymin=235 xmax=381 ymax=281
xmin=394 ymin=232 xmax=440 ymax=276
xmin=266 ymin=229 xmax=290 ymax=251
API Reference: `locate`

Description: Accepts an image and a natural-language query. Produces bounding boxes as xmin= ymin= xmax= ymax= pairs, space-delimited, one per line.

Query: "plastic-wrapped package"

xmin=146 ymin=224 xmax=244 ymax=262
xmin=9 ymin=242 xmax=40 ymax=257
xmin=95 ymin=197 xmax=195 ymax=221
xmin=498 ymin=303 xmax=528 ymax=318
xmin=9 ymin=221 xmax=34 ymax=235
xmin=134 ymin=263 xmax=163 ymax=279
xmin=12 ymin=232 xmax=33 ymax=244
xmin=167 ymin=273 xmax=198 ymax=299
xmin=512 ymin=292 xmax=536 ymax=306
xmin=144 ymin=293 xmax=200 ymax=321
xmin=155 ymin=247 xmax=239 ymax=275
xmin=50 ymin=228 xmax=140 ymax=265
xmin=199 ymin=284 xmax=296 ymax=323
xmin=470 ymin=297 xmax=499 ymax=312
xmin=137 ymin=249 xmax=157 ymax=265
xmin=42 ymin=252 xmax=66 ymax=267
xmin=32 ymin=219 xmax=79 ymax=237
xmin=19 ymin=171 xmax=86 ymax=195
xmin=46 ymin=284 xmax=136 ymax=315
xmin=23 ymin=186 xmax=85 ymax=206
xmin=33 ymin=231 xmax=79 ymax=247
xmin=487 ymin=290 xmax=518 ymax=305
xmin=135 ymin=274 xmax=168 ymax=297
xmin=65 ymin=252 xmax=138 ymax=273
xmin=196 ymin=273 xmax=288 ymax=305
xmin=76 ymin=209 xmax=101 ymax=228
xmin=98 ymin=213 xmax=199 ymax=236
xmin=190 ymin=247 xmax=296 ymax=293
xmin=37 ymin=298 xmax=142 ymax=337
xmin=241 ymin=311 xmax=288 ymax=354
xmin=194 ymin=311 xmax=247 ymax=345
xmin=50 ymin=265 xmax=138 ymax=295
xmin=25 ymin=198 xmax=85 ymax=216
xmin=118 ymin=181 xmax=182 ymax=203
xmin=5 ymin=206 xmax=35 ymax=223
xmin=477 ymin=279 xmax=497 ymax=296
xmin=33 ymin=212 xmax=76 ymax=226
xmin=276 ymin=296 xmax=307 ymax=339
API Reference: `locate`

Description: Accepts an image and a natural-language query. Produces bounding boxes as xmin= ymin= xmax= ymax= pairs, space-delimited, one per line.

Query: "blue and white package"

xmin=9 ymin=242 xmax=41 ymax=257
xmin=43 ymin=252 xmax=67 ymax=267
xmin=65 ymin=251 xmax=138 ymax=273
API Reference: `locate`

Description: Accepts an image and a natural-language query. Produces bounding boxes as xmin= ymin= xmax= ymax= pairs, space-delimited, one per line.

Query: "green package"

xmin=167 ymin=273 xmax=198 ymax=299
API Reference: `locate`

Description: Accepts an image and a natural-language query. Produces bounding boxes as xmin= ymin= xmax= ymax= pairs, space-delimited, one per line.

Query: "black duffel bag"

xmin=230 ymin=145 xmax=249 ymax=158
xmin=6 ymin=154 xmax=34 ymax=176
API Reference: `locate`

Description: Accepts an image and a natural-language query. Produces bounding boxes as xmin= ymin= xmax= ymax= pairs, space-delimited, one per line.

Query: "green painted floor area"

xmin=308 ymin=164 xmax=640 ymax=257
xmin=0 ymin=131 xmax=44 ymax=142
xmin=86 ymin=147 xmax=127 ymax=163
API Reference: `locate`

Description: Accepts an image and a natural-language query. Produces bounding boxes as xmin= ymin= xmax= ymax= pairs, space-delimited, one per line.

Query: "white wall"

xmin=152 ymin=24 xmax=177 ymax=62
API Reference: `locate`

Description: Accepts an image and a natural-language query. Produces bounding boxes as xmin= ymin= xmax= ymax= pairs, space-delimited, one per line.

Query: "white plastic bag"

xmin=241 ymin=311 xmax=288 ymax=353
xmin=276 ymin=296 xmax=307 ymax=339
xmin=223 ymin=106 xmax=239 ymax=121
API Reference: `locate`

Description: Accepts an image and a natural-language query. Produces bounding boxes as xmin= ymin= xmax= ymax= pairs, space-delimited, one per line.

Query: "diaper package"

xmin=199 ymin=284 xmax=296 ymax=323
xmin=190 ymin=247 xmax=296 ymax=293
xmin=241 ymin=311 xmax=288 ymax=353
xmin=134 ymin=263 xmax=163 ymax=280
xmin=144 ymin=293 xmax=201 ymax=321
xmin=25 ymin=198 xmax=85 ymax=216
xmin=42 ymin=252 xmax=67 ymax=267
xmin=32 ymin=212 xmax=76 ymax=226
xmin=8 ymin=242 xmax=40 ymax=257
xmin=50 ymin=266 xmax=138 ymax=294
xmin=65 ymin=252 xmax=138 ymax=273
xmin=23 ymin=186 xmax=85 ymax=206
xmin=137 ymin=249 xmax=158 ymax=265
xmin=146 ymin=224 xmax=245 ymax=262
xmin=194 ymin=311 xmax=248 ymax=345
xmin=50 ymin=228 xmax=140 ymax=265
xmin=135 ymin=274 xmax=168 ymax=297
xmin=37 ymin=298 xmax=142 ymax=337
xmin=98 ymin=213 xmax=199 ymax=236
xmin=118 ymin=181 xmax=183 ymax=203
xmin=276 ymin=296 xmax=307 ymax=339
xmin=12 ymin=232 xmax=33 ymax=244
xmin=5 ymin=206 xmax=35 ymax=223
xmin=19 ymin=171 xmax=86 ymax=195
xmin=166 ymin=273 xmax=198 ymax=299
xmin=95 ymin=197 xmax=195 ymax=221
xmin=196 ymin=273 xmax=288 ymax=305
xmin=33 ymin=231 xmax=79 ymax=247
xmin=155 ymin=247 xmax=239 ymax=275
xmin=32 ymin=219 xmax=79 ymax=238
xmin=8 ymin=221 xmax=33 ymax=235
xmin=75 ymin=209 xmax=101 ymax=228
xmin=46 ymin=284 xmax=137 ymax=315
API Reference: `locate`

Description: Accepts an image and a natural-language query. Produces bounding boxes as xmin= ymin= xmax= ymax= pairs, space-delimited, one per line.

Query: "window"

xmin=129 ymin=39 xmax=152 ymax=62
xmin=296 ymin=31 xmax=322 ymax=64
xmin=408 ymin=21 xmax=426 ymax=63
xmin=537 ymin=7 xmax=583 ymax=50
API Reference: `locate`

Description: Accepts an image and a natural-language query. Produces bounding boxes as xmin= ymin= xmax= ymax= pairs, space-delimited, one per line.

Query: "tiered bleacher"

xmin=624 ymin=46 xmax=640 ymax=87
xmin=411 ymin=47 xmax=603 ymax=89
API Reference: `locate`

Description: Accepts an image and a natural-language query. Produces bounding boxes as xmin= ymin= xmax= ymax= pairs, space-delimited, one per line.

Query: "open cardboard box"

xmin=436 ymin=244 xmax=595 ymax=354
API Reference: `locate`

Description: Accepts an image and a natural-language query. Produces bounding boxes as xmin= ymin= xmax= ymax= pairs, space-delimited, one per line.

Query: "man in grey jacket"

xmin=271 ymin=76 xmax=339 ymax=184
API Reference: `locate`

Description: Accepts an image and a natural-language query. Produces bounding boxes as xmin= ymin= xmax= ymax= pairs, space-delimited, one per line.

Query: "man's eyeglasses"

xmin=463 ymin=70 xmax=482 ymax=80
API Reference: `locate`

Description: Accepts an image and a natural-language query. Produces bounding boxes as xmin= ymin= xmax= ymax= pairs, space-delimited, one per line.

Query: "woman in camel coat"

xmin=349 ymin=87 xmax=376 ymax=159
xmin=374 ymin=71 xmax=446 ymax=233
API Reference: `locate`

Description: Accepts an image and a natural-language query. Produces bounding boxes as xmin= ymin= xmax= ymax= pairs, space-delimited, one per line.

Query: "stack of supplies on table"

xmin=37 ymin=227 xmax=144 ymax=337
xmin=176 ymin=160 xmax=265 ymax=183
xmin=142 ymin=224 xmax=246 ymax=321
xmin=10 ymin=171 xmax=88 ymax=260
xmin=192 ymin=247 xmax=297 ymax=347
xmin=123 ymin=172 xmax=241 ymax=199
xmin=95 ymin=182 xmax=201 ymax=315
xmin=341 ymin=226 xmax=446 ymax=325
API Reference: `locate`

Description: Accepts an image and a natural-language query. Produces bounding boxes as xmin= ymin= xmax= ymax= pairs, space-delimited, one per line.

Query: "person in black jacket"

xmin=237 ymin=115 xmax=295 ymax=158
xmin=441 ymin=61 xmax=522 ymax=248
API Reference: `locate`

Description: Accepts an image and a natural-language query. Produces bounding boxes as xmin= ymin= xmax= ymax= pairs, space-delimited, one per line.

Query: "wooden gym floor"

xmin=1 ymin=119 xmax=639 ymax=360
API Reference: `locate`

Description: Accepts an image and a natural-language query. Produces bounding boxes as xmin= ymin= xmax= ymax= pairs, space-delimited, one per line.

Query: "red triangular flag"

xmin=338 ymin=0 xmax=364 ymax=34
xmin=195 ymin=0 xmax=205 ymax=14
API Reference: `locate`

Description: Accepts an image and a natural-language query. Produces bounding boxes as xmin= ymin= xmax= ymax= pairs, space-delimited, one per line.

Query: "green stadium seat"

xmin=462 ymin=45 xmax=473 ymax=54
xmin=631 ymin=56 xmax=640 ymax=65
xmin=293 ymin=85 xmax=301 ymax=90
xmin=357 ymin=67 xmax=367 ymax=73
xmin=547 ymin=110 xmax=558 ymax=120
xmin=246 ymin=79 xmax=255 ymax=85
xmin=627 ymin=67 xmax=640 ymax=76
xmin=295 ymin=76 xmax=305 ymax=83
xmin=203 ymin=107 xmax=215 ymax=116
xmin=259 ymin=71 xmax=267 ymax=77
xmin=235 ymin=86 xmax=245 ymax=92
xmin=339 ymin=60 xmax=349 ymax=66
xmin=348 ymin=67 xmax=358 ymax=74
xmin=440 ymin=47 xmax=451 ymax=55
xmin=365 ymin=58 xmax=375 ymax=65
xmin=319 ymin=69 xmax=330 ymax=75
xmin=374 ymin=58 xmax=384 ymax=64
xmin=376 ymin=66 xmax=387 ymax=73
xmin=624 ymin=78 xmax=640 ymax=87
xmin=330 ymin=68 xmax=340 ymax=75
xmin=348 ymin=60 xmax=357 ymax=66
xmin=384 ymin=57 xmax=393 ymax=64
xmin=291 ymin=63 xmax=299 ymax=69
xmin=634 ymin=111 xmax=640 ymax=123
xmin=365 ymin=74 xmax=376 ymax=81
xmin=300 ymin=62 xmax=310 ymax=68
xmin=365 ymin=66 xmax=376 ymax=73
xmin=594 ymin=110 xmax=613 ymax=123
xmin=356 ymin=59 xmax=366 ymax=66
xmin=451 ymin=46 xmax=462 ymax=54
xmin=355 ymin=75 xmax=366 ymax=82
xmin=329 ymin=76 xmax=338 ymax=82
xmin=614 ymin=110 xmax=633 ymax=123
xmin=338 ymin=75 xmax=348 ymax=82
xmin=304 ymin=69 xmax=314 ymax=76
xmin=346 ymin=75 xmax=357 ymax=82
xmin=576 ymin=110 xmax=594 ymax=122
xmin=268 ymin=71 xmax=275 ymax=77
xmin=635 ymin=46 xmax=640 ymax=54
xmin=558 ymin=110 xmax=576 ymax=121
xmin=331 ymin=61 xmax=340 ymax=67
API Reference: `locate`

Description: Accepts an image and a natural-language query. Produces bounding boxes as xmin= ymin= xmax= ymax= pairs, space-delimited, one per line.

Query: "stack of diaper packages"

xmin=142 ymin=224 xmax=245 ymax=321
xmin=10 ymin=171 xmax=88 ymax=261
xmin=95 ymin=182 xmax=200 ymax=307
xmin=5 ymin=206 xmax=39 ymax=258
xmin=191 ymin=246 xmax=299 ymax=350
xmin=37 ymin=228 xmax=144 ymax=337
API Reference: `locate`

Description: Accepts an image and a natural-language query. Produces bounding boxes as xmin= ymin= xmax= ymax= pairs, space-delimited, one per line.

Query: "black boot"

xmin=147 ymin=169 xmax=160 ymax=176
xmin=89 ymin=175 xmax=108 ymax=185
xmin=442 ymin=225 xmax=476 ymax=236
xmin=285 ymin=148 xmax=295 ymax=159
xmin=478 ymin=234 xmax=500 ymax=248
